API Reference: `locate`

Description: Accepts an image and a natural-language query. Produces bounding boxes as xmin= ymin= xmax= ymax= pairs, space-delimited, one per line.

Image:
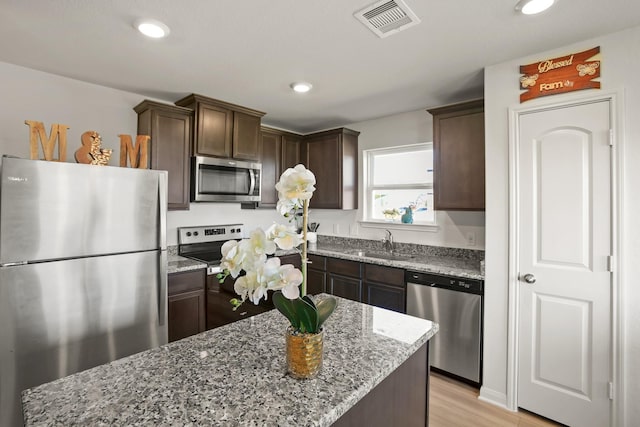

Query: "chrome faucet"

xmin=382 ymin=229 xmax=395 ymax=253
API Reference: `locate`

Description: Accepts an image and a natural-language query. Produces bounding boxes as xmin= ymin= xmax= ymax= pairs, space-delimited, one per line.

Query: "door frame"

xmin=505 ymin=92 xmax=624 ymax=426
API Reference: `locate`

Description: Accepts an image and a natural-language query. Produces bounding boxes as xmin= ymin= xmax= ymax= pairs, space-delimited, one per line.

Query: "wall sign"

xmin=519 ymin=46 xmax=601 ymax=103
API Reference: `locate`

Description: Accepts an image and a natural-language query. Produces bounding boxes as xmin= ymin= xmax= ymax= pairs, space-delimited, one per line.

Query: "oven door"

xmin=192 ymin=156 xmax=261 ymax=202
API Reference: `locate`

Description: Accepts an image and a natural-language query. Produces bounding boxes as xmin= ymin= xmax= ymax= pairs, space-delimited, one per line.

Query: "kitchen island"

xmin=22 ymin=296 xmax=438 ymax=426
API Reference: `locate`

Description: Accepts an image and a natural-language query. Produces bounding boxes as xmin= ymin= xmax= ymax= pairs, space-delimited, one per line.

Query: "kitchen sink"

xmin=348 ymin=250 xmax=414 ymax=261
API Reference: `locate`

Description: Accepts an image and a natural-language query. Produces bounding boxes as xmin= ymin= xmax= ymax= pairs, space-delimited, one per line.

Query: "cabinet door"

xmin=232 ymin=111 xmax=261 ymax=161
xmin=307 ymin=269 xmax=326 ymax=296
xmin=364 ymin=281 xmax=406 ymax=313
xmin=168 ymin=289 xmax=206 ymax=342
xmin=197 ymin=103 xmax=233 ymax=157
xmin=304 ymin=133 xmax=342 ymax=208
xmin=279 ymin=253 xmax=302 ymax=269
xmin=135 ymin=101 xmax=192 ymax=211
xmin=151 ymin=109 xmax=191 ymax=210
xmin=257 ymin=130 xmax=281 ymax=207
xmin=431 ymin=101 xmax=485 ymax=210
xmin=328 ymin=274 xmax=362 ymax=302
xmin=281 ymin=134 xmax=302 ymax=171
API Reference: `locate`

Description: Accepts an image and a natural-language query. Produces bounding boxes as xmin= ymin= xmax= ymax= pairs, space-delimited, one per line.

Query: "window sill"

xmin=358 ymin=220 xmax=440 ymax=233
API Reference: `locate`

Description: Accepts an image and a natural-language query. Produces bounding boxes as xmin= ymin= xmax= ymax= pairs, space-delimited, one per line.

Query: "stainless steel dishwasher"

xmin=406 ymin=271 xmax=483 ymax=385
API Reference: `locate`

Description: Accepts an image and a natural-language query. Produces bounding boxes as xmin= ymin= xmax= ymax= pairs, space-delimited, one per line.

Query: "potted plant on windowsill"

xmin=218 ymin=164 xmax=337 ymax=379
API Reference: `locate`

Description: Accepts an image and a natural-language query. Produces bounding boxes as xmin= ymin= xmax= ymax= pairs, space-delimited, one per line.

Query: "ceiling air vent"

xmin=354 ymin=0 xmax=421 ymax=38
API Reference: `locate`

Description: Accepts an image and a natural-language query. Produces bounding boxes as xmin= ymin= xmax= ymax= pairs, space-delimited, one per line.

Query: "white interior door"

xmin=516 ymin=100 xmax=611 ymax=427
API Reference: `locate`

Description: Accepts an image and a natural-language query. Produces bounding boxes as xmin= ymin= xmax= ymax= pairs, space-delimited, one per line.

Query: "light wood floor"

xmin=429 ymin=372 xmax=562 ymax=427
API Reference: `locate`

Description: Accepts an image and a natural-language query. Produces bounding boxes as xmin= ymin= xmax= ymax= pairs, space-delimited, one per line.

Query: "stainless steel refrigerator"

xmin=0 ymin=156 xmax=168 ymax=426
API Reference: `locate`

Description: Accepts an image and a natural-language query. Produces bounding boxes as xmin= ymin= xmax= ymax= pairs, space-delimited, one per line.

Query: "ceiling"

xmin=1 ymin=0 xmax=639 ymax=133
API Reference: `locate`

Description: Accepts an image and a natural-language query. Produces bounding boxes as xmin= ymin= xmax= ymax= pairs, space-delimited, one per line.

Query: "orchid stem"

xmin=301 ymin=200 xmax=308 ymax=297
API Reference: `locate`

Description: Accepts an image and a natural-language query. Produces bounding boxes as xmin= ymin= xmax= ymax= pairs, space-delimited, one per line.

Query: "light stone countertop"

xmin=167 ymin=253 xmax=206 ymax=274
xmin=22 ymin=296 xmax=438 ymax=427
xmin=309 ymin=246 xmax=483 ymax=280
xmin=168 ymin=244 xmax=484 ymax=280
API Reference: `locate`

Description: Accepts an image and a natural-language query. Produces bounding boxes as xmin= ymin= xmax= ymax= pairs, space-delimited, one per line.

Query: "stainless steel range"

xmin=178 ymin=224 xmax=273 ymax=329
xmin=178 ymin=224 xmax=244 ymax=276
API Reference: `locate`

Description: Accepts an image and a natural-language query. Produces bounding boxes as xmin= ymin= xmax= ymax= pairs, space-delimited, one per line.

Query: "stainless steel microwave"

xmin=191 ymin=156 xmax=261 ymax=202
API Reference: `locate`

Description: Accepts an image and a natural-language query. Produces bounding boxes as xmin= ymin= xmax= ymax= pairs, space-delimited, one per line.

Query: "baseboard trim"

xmin=478 ymin=387 xmax=511 ymax=411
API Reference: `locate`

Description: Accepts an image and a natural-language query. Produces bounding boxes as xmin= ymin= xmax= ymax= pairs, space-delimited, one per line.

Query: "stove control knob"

xmin=186 ymin=232 xmax=192 ymax=237
xmin=194 ymin=231 xmax=199 ymax=236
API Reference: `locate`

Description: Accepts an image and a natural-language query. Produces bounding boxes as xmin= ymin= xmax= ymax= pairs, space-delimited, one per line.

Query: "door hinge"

xmin=607 ymin=255 xmax=614 ymax=272
xmin=609 ymin=129 xmax=614 ymax=146
xmin=608 ymin=382 xmax=614 ymax=400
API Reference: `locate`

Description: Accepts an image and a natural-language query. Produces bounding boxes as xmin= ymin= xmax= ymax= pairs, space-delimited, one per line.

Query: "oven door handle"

xmin=248 ymin=169 xmax=256 ymax=196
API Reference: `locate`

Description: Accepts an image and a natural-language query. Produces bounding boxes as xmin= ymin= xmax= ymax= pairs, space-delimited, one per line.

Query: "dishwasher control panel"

xmin=405 ymin=271 xmax=483 ymax=295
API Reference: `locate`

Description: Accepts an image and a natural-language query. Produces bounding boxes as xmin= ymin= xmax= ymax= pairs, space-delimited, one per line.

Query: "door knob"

xmin=521 ymin=273 xmax=536 ymax=284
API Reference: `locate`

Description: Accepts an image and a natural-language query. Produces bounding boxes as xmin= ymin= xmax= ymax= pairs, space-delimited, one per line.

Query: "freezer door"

xmin=0 ymin=157 xmax=167 ymax=264
xmin=0 ymin=250 xmax=167 ymax=427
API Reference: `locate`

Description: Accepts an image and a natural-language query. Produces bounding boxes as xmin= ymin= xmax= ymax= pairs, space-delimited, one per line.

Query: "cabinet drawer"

xmin=279 ymin=253 xmax=302 ymax=269
xmin=364 ymin=264 xmax=405 ymax=287
xmin=308 ymin=254 xmax=326 ymax=271
xmin=168 ymin=269 xmax=206 ymax=295
xmin=327 ymin=257 xmax=361 ymax=278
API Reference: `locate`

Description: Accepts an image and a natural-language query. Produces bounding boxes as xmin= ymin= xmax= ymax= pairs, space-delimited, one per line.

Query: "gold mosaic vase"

xmin=285 ymin=326 xmax=324 ymax=379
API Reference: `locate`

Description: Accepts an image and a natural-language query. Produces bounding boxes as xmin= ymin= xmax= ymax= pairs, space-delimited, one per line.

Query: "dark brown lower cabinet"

xmin=306 ymin=254 xmax=327 ymax=296
xmin=306 ymin=255 xmax=407 ymax=312
xmin=333 ymin=342 xmax=429 ymax=426
xmin=168 ymin=269 xmax=206 ymax=342
xmin=328 ymin=274 xmax=362 ymax=302
xmin=327 ymin=258 xmax=362 ymax=302
xmin=363 ymin=264 xmax=406 ymax=313
xmin=206 ymin=274 xmax=274 ymax=330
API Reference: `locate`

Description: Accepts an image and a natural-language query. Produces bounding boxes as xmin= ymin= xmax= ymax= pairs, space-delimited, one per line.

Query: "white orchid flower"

xmin=220 ymin=240 xmax=244 ymax=278
xmin=266 ymin=223 xmax=303 ymax=250
xmin=279 ymin=264 xmax=303 ymax=299
xmin=276 ymin=197 xmax=298 ymax=217
xmin=275 ymin=164 xmax=316 ymax=203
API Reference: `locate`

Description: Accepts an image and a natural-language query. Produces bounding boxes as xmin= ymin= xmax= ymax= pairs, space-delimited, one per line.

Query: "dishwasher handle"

xmin=406 ymin=270 xmax=483 ymax=295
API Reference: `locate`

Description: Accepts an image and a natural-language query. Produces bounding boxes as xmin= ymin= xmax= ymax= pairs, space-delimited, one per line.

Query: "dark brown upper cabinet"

xmin=244 ymin=127 xmax=302 ymax=209
xmin=134 ymin=100 xmax=193 ymax=210
xmin=175 ymin=94 xmax=265 ymax=162
xmin=302 ymin=128 xmax=359 ymax=210
xmin=427 ymin=99 xmax=485 ymax=211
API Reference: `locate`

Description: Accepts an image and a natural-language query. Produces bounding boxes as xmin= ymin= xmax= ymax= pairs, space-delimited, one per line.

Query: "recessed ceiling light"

xmin=135 ymin=19 xmax=170 ymax=38
xmin=515 ymin=0 xmax=556 ymax=15
xmin=290 ymin=82 xmax=313 ymax=93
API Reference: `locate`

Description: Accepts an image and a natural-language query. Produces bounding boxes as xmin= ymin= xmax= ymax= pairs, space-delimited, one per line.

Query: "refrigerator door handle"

xmin=158 ymin=250 xmax=167 ymax=327
xmin=158 ymin=171 xmax=167 ymax=250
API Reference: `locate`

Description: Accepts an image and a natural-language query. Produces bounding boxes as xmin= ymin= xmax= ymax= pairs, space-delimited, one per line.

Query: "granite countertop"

xmin=167 ymin=253 xmax=207 ymax=274
xmin=168 ymin=237 xmax=484 ymax=280
xmin=307 ymin=245 xmax=483 ymax=280
xmin=22 ymin=296 xmax=438 ymax=427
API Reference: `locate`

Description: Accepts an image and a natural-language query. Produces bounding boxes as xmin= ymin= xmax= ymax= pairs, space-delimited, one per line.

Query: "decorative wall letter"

xmin=118 ymin=134 xmax=150 ymax=169
xmin=75 ymin=131 xmax=112 ymax=166
xmin=25 ymin=120 xmax=69 ymax=161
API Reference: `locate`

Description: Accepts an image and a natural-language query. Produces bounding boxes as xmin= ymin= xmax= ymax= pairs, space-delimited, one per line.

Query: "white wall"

xmin=0 ymin=61 xmax=144 ymax=162
xmin=483 ymin=25 xmax=640 ymax=426
xmin=0 ymin=60 xmax=485 ymax=249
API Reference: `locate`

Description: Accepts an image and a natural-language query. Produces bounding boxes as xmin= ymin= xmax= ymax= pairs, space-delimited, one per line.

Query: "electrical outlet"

xmin=333 ymin=224 xmax=341 ymax=235
xmin=466 ymin=232 xmax=476 ymax=246
xmin=349 ymin=224 xmax=359 ymax=236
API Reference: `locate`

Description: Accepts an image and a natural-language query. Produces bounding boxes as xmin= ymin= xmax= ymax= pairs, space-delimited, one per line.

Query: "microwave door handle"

xmin=249 ymin=169 xmax=256 ymax=196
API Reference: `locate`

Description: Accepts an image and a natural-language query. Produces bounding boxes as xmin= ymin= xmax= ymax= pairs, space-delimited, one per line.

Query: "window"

xmin=364 ymin=143 xmax=435 ymax=225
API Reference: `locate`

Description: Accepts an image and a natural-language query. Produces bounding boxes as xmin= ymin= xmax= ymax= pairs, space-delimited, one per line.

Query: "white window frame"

xmin=360 ymin=143 xmax=438 ymax=232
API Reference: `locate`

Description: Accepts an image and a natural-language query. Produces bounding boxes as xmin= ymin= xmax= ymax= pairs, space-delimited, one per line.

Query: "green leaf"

xmin=302 ymin=295 xmax=316 ymax=309
xmin=273 ymin=292 xmax=300 ymax=330
xmin=316 ymin=297 xmax=337 ymax=329
xmin=293 ymin=297 xmax=319 ymax=333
